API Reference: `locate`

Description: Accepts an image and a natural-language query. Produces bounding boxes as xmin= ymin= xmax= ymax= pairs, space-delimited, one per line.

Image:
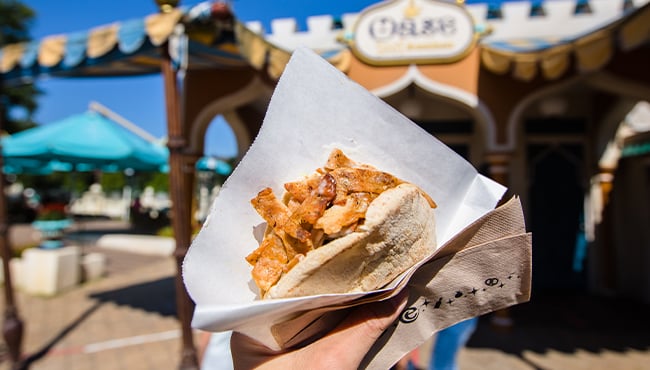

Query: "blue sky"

xmin=21 ymin=0 xmax=504 ymax=158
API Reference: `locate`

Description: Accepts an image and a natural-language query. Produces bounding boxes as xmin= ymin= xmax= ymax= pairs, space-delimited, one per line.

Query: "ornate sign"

xmin=350 ymin=0 xmax=477 ymax=65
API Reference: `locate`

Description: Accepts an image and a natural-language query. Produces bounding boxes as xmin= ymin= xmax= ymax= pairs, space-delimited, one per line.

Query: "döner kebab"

xmin=246 ymin=148 xmax=437 ymax=299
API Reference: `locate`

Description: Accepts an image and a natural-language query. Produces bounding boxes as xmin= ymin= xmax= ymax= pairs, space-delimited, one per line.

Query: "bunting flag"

xmin=480 ymin=2 xmax=650 ymax=81
xmin=0 ymin=1 xmax=246 ymax=84
xmin=0 ymin=1 xmax=648 ymax=84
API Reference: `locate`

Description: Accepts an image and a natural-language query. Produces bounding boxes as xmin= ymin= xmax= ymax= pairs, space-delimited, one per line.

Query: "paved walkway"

xmin=1 ymin=250 xmax=184 ymax=370
xmin=1 ymin=221 xmax=189 ymax=370
xmin=461 ymin=292 xmax=650 ymax=370
xmin=1 ymin=221 xmax=649 ymax=370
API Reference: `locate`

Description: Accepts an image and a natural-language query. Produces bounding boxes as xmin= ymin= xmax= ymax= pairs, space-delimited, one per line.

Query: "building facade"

xmin=1 ymin=1 xmax=649 ymax=366
xmin=1 ymin=0 xmax=648 ymax=300
xmin=228 ymin=0 xmax=650 ymax=300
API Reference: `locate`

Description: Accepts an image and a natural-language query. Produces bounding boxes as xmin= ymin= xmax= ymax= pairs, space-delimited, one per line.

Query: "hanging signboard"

xmin=350 ymin=0 xmax=477 ymax=65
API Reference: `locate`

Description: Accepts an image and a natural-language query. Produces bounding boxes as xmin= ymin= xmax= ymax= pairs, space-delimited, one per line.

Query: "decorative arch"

xmin=586 ymin=71 xmax=650 ymax=164
xmin=187 ymin=74 xmax=268 ymax=158
xmin=370 ymin=65 xmax=497 ymax=153
xmin=587 ymin=71 xmax=650 ymax=102
xmin=505 ymin=75 xmax=586 ymax=152
xmin=506 ymin=70 xmax=650 ymax=154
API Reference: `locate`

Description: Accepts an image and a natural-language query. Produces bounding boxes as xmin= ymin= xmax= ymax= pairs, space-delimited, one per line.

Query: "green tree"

xmin=143 ymin=172 xmax=169 ymax=193
xmin=0 ymin=0 xmax=40 ymax=134
xmin=99 ymin=172 xmax=126 ymax=193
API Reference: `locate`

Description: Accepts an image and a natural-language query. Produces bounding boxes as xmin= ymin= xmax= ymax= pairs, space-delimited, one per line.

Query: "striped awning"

xmin=1 ymin=1 xmax=649 ymax=85
xmin=0 ymin=2 xmax=248 ymax=85
xmin=234 ymin=22 xmax=346 ymax=80
xmin=480 ymin=2 xmax=650 ymax=81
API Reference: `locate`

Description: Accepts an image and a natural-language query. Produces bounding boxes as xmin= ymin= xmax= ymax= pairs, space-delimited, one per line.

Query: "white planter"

xmin=81 ymin=252 xmax=107 ymax=281
xmin=22 ymin=246 xmax=81 ymax=296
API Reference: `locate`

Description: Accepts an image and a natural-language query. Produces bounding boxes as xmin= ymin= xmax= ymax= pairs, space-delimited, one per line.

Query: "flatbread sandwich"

xmin=246 ymin=149 xmax=437 ymax=299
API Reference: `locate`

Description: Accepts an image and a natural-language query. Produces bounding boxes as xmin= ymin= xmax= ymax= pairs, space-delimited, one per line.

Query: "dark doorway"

xmin=528 ymin=143 xmax=586 ymax=292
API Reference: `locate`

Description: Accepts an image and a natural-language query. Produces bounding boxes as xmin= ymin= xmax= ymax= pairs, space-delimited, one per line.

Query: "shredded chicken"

xmin=315 ymin=192 xmax=375 ymax=234
xmin=245 ymin=148 xmax=436 ymax=295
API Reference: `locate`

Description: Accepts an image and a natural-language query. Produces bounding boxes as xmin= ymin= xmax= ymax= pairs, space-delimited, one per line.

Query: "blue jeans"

xmin=429 ymin=317 xmax=479 ymax=370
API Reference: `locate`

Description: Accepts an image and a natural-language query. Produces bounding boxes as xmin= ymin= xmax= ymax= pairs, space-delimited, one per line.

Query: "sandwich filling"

xmin=245 ymin=148 xmax=436 ymax=297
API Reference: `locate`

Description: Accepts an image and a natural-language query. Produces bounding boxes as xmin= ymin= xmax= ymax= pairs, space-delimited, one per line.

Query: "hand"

xmin=230 ymin=290 xmax=409 ymax=370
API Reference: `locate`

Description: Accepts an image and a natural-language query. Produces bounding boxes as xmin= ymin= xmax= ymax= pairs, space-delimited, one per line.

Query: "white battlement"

xmin=244 ymin=20 xmax=264 ymax=34
xmin=480 ymin=0 xmax=645 ymax=42
xmin=244 ymin=0 xmax=649 ymax=51
xmin=271 ymin=17 xmax=298 ymax=35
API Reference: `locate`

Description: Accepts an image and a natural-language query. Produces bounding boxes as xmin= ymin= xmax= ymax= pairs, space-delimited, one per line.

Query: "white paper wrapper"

xmin=183 ymin=48 xmax=530 ymax=368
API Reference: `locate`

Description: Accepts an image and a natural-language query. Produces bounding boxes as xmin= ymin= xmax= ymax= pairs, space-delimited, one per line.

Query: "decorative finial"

xmin=155 ymin=0 xmax=180 ymax=13
xmin=404 ymin=0 xmax=421 ymax=18
xmin=211 ymin=1 xmax=234 ymax=20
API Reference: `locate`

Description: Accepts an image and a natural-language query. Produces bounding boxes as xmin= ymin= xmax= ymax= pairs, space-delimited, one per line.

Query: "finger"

xmin=335 ymin=289 xmax=409 ymax=344
xmin=305 ymin=289 xmax=409 ymax=366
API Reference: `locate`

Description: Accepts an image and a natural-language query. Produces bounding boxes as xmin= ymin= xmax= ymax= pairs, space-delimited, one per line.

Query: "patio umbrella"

xmin=195 ymin=156 xmax=232 ymax=175
xmin=2 ymin=110 xmax=168 ymax=172
xmin=158 ymin=156 xmax=233 ymax=176
xmin=2 ymin=158 xmax=73 ymax=175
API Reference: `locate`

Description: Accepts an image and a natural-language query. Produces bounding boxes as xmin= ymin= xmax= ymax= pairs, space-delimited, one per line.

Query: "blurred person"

xmin=393 ymin=349 xmax=420 ymax=370
xmin=17 ymin=187 xmax=39 ymax=222
xmin=199 ymin=331 xmax=234 ymax=370
xmin=429 ymin=317 xmax=478 ymax=370
xmin=23 ymin=188 xmax=41 ymax=209
xmin=393 ymin=317 xmax=479 ymax=370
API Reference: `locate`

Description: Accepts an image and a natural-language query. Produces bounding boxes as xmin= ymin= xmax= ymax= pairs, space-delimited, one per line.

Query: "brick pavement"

xmin=465 ymin=292 xmax=650 ymax=370
xmin=0 ymin=245 xmax=188 ymax=370
xmin=1 ymin=222 xmax=649 ymax=370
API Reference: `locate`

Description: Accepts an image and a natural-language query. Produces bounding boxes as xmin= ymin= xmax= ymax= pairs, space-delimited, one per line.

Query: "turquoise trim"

xmin=621 ymin=142 xmax=650 ymax=157
xmin=63 ymin=32 xmax=88 ymax=68
xmin=32 ymin=219 xmax=73 ymax=232
xmin=118 ymin=18 xmax=147 ymax=54
xmin=40 ymin=240 xmax=65 ymax=249
xmin=19 ymin=41 xmax=39 ymax=68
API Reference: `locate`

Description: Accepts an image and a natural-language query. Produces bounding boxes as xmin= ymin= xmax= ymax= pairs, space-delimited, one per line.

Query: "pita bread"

xmin=264 ymin=183 xmax=437 ymax=299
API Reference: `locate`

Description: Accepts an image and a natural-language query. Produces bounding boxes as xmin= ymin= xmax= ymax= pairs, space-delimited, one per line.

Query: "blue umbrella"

xmin=2 ymin=111 xmax=168 ymax=172
xmin=195 ymin=156 xmax=232 ymax=175
xmin=2 ymin=158 xmax=73 ymax=175
xmin=159 ymin=156 xmax=233 ymax=175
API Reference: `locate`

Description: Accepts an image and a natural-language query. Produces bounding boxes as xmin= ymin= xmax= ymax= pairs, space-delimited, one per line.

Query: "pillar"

xmin=161 ymin=44 xmax=199 ymax=370
xmin=484 ymin=152 xmax=511 ymax=191
xmin=591 ymin=170 xmax=616 ymax=294
xmin=0 ymin=89 xmax=25 ymax=368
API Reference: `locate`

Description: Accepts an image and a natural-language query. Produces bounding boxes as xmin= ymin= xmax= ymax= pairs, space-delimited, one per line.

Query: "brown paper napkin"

xmin=265 ymin=197 xmax=531 ymax=369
